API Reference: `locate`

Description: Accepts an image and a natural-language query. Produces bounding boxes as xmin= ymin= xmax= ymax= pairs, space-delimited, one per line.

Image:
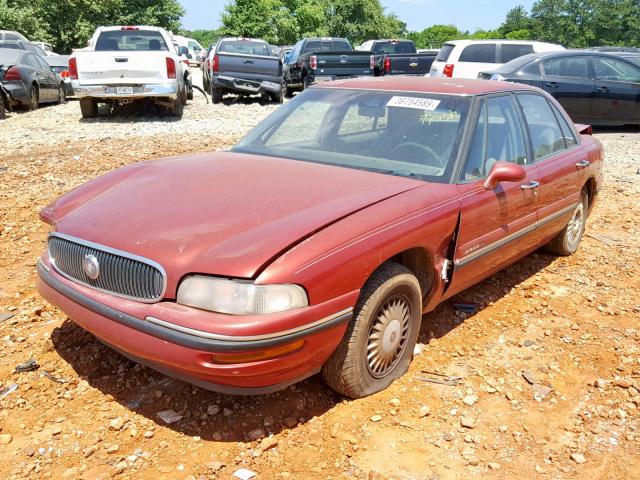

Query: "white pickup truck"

xmin=70 ymin=26 xmax=188 ymax=118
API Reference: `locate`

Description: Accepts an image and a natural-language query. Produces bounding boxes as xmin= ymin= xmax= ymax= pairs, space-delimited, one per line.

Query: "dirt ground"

xmin=0 ymin=80 xmax=639 ymax=480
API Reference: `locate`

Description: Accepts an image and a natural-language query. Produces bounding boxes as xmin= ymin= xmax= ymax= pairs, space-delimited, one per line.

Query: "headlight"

xmin=490 ymin=74 xmax=505 ymax=81
xmin=177 ymin=275 xmax=308 ymax=315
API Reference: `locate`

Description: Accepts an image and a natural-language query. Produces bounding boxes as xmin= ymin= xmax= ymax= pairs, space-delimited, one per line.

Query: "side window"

xmin=338 ymin=104 xmax=387 ymax=136
xmin=24 ymin=54 xmax=40 ymax=68
xmin=462 ymin=96 xmax=527 ymax=181
xmin=35 ymin=56 xmax=50 ymax=71
xmin=550 ymin=102 xmax=578 ymax=147
xmin=435 ymin=44 xmax=454 ymax=62
xmin=542 ymin=56 xmax=591 ymax=78
xmin=593 ymin=56 xmax=640 ymax=82
xmin=459 ymin=44 xmax=496 ymax=63
xmin=501 ymin=44 xmax=533 ymax=63
xmin=517 ymin=94 xmax=567 ymax=161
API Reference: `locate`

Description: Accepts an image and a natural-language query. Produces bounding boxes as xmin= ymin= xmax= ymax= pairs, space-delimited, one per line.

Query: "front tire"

xmin=79 ymin=98 xmax=98 ymax=118
xmin=545 ymin=190 xmax=588 ymax=256
xmin=322 ymin=262 xmax=422 ymax=398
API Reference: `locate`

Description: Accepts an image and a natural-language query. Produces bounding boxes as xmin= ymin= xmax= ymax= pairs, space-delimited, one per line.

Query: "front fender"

xmin=257 ymin=183 xmax=461 ymax=309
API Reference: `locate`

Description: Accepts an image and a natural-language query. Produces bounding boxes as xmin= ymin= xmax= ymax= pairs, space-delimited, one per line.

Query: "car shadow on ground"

xmin=76 ymin=100 xmax=184 ymax=123
xmin=219 ymin=94 xmax=281 ymax=106
xmin=592 ymin=125 xmax=640 ymax=134
xmin=50 ymin=250 xmax=558 ymax=442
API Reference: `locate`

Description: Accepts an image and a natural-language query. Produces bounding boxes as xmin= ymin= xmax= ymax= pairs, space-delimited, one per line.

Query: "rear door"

xmin=24 ymin=53 xmax=56 ymax=101
xmin=514 ymin=93 xmax=587 ymax=242
xmin=448 ymin=94 xmax=539 ymax=295
xmin=79 ymin=29 xmax=170 ymax=85
xmin=591 ymin=55 xmax=640 ymax=124
xmin=540 ymin=55 xmax=595 ymax=123
xmin=454 ymin=43 xmax=499 ymax=78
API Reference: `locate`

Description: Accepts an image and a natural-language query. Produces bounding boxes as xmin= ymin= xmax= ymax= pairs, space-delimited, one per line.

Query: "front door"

xmin=446 ymin=94 xmax=539 ymax=298
xmin=540 ymin=55 xmax=595 ymax=123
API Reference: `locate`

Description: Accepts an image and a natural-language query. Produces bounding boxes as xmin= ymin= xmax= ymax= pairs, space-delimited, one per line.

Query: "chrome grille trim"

xmin=47 ymin=232 xmax=167 ymax=303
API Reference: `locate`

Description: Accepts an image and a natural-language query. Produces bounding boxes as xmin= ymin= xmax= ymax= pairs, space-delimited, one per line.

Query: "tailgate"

xmin=75 ymin=52 xmax=169 ymax=84
xmin=386 ymin=54 xmax=435 ymax=75
xmin=217 ymin=53 xmax=280 ymax=82
xmin=316 ymin=51 xmax=372 ymax=76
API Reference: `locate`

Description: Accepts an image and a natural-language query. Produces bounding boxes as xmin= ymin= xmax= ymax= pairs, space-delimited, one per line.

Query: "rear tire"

xmin=322 ymin=262 xmax=422 ymax=398
xmin=284 ymin=83 xmax=294 ymax=99
xmin=545 ymin=190 xmax=588 ymax=256
xmin=302 ymin=76 xmax=312 ymax=90
xmin=170 ymin=92 xmax=184 ymax=117
xmin=187 ymin=86 xmax=194 ymax=101
xmin=26 ymin=86 xmax=38 ymax=111
xmin=211 ymin=86 xmax=223 ymax=104
xmin=79 ymin=98 xmax=98 ymax=118
xmin=58 ymin=84 xmax=67 ymax=104
xmin=0 ymin=98 xmax=5 ymax=119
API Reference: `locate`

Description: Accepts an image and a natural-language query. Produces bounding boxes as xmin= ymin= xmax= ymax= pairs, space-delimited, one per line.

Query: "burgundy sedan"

xmin=37 ymin=77 xmax=603 ymax=398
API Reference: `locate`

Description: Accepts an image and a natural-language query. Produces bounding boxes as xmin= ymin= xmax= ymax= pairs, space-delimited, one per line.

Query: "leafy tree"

xmin=0 ymin=0 xmax=49 ymax=41
xmin=1 ymin=0 xmax=184 ymax=53
xmin=499 ymin=5 xmax=534 ymax=37
xmin=183 ymin=29 xmax=224 ymax=48
xmin=410 ymin=25 xmax=463 ymax=49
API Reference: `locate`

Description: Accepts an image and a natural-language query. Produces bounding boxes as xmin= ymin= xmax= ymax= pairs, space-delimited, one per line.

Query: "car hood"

xmin=48 ymin=151 xmax=424 ymax=297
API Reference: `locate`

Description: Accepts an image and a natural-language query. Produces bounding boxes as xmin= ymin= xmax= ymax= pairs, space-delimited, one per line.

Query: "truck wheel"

xmin=0 ymin=98 xmax=5 ymax=119
xmin=545 ymin=190 xmax=588 ymax=256
xmin=322 ymin=262 xmax=422 ymax=398
xmin=271 ymin=84 xmax=284 ymax=103
xmin=211 ymin=86 xmax=223 ymax=104
xmin=302 ymin=76 xmax=312 ymax=90
xmin=284 ymin=84 xmax=294 ymax=99
xmin=170 ymin=94 xmax=184 ymax=117
xmin=187 ymin=86 xmax=194 ymax=101
xmin=79 ymin=98 xmax=98 ymax=118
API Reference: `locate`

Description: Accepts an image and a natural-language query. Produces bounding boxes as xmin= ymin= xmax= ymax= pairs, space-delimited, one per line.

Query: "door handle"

xmin=243 ymin=59 xmax=254 ymax=64
xmin=544 ymin=82 xmax=558 ymax=88
xmin=575 ymin=160 xmax=590 ymax=168
xmin=596 ymin=86 xmax=609 ymax=93
xmin=520 ymin=181 xmax=540 ymax=190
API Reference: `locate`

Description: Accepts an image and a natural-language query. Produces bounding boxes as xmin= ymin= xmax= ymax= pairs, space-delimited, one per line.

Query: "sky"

xmin=178 ymin=0 xmax=537 ymax=33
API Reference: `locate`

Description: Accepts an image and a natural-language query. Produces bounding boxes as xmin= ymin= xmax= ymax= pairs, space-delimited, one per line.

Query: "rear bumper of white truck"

xmin=72 ymin=82 xmax=178 ymax=100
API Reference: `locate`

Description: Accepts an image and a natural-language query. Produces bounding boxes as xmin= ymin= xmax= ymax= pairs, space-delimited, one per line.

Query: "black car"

xmin=479 ymin=51 xmax=640 ymax=126
xmin=0 ymin=49 xmax=65 ymax=110
xmin=357 ymin=39 xmax=436 ymax=76
xmin=45 ymin=55 xmax=74 ymax=98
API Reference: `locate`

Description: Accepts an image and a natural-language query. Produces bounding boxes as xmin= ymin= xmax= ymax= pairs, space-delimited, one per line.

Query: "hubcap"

xmin=567 ymin=202 xmax=584 ymax=247
xmin=366 ymin=295 xmax=411 ymax=378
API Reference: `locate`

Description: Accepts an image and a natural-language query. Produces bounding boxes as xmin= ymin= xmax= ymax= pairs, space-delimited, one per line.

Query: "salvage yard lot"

xmin=0 ymin=91 xmax=639 ymax=479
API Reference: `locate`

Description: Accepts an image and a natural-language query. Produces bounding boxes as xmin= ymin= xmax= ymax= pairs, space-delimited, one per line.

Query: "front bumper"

xmin=71 ymin=82 xmax=178 ymax=100
xmin=213 ymin=75 xmax=281 ymax=95
xmin=37 ymin=260 xmax=355 ymax=394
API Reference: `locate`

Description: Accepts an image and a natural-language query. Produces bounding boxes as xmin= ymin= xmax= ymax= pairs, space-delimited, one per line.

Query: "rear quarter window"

xmin=459 ymin=44 xmax=497 ymax=63
xmin=435 ymin=44 xmax=454 ymax=62
xmin=501 ymin=44 xmax=534 ymax=63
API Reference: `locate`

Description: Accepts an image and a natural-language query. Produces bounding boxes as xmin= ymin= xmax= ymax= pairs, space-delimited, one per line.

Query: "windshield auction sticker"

xmin=386 ymin=96 xmax=441 ymax=111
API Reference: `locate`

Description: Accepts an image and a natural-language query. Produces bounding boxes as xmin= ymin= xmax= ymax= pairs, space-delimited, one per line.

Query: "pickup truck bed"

xmin=209 ymin=38 xmax=283 ymax=104
xmin=358 ymin=40 xmax=436 ymax=76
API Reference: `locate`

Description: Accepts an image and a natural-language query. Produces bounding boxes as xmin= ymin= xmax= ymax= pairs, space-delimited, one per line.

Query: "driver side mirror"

xmin=483 ymin=161 xmax=526 ymax=190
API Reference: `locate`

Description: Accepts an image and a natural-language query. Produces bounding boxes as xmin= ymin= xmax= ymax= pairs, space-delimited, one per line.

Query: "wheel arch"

xmin=582 ymin=177 xmax=596 ymax=215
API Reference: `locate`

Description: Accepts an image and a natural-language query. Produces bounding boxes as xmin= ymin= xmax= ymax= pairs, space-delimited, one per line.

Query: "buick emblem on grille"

xmin=82 ymin=254 xmax=100 ymax=280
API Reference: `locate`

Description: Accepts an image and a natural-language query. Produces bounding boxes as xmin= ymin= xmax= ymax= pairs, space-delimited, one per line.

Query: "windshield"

xmin=233 ymin=89 xmax=470 ymax=183
xmin=95 ymin=30 xmax=168 ymax=51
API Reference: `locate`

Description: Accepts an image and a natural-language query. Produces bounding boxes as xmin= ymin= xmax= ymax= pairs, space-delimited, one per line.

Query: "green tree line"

xmin=1 ymin=0 xmax=639 ymax=54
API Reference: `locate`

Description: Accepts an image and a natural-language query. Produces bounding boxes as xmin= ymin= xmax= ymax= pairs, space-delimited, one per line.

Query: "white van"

xmin=173 ymin=35 xmax=205 ymax=66
xmin=429 ymin=40 xmax=564 ymax=79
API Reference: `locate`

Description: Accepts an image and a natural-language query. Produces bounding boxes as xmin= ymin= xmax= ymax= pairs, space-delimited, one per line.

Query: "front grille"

xmin=48 ymin=234 xmax=166 ymax=303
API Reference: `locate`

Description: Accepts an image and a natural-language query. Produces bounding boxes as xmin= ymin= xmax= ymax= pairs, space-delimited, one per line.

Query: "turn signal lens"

xmin=210 ymin=340 xmax=305 ymax=364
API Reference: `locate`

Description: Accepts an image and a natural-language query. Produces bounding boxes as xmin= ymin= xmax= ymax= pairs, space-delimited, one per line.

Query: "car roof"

xmin=443 ymin=39 xmax=561 ymax=47
xmin=0 ymin=49 xmax=25 ymax=62
xmin=316 ymin=76 xmax=539 ymax=96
